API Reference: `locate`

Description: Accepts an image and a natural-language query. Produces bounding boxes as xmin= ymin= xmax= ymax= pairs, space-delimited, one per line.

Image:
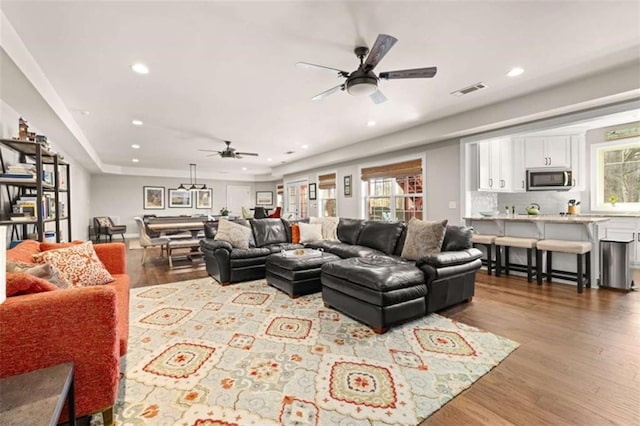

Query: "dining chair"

xmin=242 ymin=206 xmax=254 ymax=219
xmin=133 ymin=217 xmax=171 ymax=264
xmin=253 ymin=207 xmax=267 ymax=219
xmin=267 ymin=206 xmax=282 ymax=218
xmin=94 ymin=216 xmax=127 ymax=242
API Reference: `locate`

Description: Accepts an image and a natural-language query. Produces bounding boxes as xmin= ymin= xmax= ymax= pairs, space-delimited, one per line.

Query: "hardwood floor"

xmin=123 ymin=242 xmax=640 ymax=425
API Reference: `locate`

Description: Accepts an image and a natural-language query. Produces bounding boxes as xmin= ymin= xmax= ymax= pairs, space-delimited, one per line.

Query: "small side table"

xmin=0 ymin=362 xmax=75 ymax=426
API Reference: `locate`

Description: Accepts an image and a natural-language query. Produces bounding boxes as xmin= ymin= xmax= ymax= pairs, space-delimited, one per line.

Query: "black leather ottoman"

xmin=321 ymin=256 xmax=427 ymax=333
xmin=266 ymin=251 xmax=341 ymax=298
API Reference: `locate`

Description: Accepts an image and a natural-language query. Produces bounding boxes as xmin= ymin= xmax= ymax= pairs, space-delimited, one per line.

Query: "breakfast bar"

xmin=464 ymin=215 xmax=610 ymax=289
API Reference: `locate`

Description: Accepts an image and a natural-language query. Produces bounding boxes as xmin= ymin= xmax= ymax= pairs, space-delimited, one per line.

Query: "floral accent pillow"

xmin=214 ymin=219 xmax=252 ymax=249
xmin=32 ymin=241 xmax=114 ymax=287
xmin=7 ymin=260 xmax=71 ymax=289
xmin=309 ymin=216 xmax=339 ymax=240
xmin=401 ymin=218 xmax=448 ymax=261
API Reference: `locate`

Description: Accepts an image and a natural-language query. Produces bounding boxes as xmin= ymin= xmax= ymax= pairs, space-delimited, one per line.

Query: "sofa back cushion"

xmin=393 ymin=223 xmax=408 ymax=256
xmin=6 ymin=240 xmax=41 ymax=263
xmin=442 ymin=225 xmax=474 ymax=251
xmin=251 ymin=218 xmax=289 ymax=247
xmin=337 ymin=218 xmax=367 ymax=245
xmin=356 ymin=221 xmax=405 ymax=255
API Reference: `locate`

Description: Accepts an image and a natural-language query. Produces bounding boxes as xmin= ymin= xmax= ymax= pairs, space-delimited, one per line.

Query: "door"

xmin=285 ymin=180 xmax=309 ymax=219
xmin=226 ymin=185 xmax=251 ymax=217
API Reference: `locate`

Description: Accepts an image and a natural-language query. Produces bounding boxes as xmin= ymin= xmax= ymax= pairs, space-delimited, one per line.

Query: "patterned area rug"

xmin=116 ymin=278 xmax=518 ymax=425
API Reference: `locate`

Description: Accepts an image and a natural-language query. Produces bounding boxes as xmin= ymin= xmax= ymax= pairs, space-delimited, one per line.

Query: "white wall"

xmin=283 ymin=139 xmax=462 ymax=224
xmin=89 ymin=174 xmax=280 ymax=236
xmin=1 ymin=99 xmax=92 ymax=242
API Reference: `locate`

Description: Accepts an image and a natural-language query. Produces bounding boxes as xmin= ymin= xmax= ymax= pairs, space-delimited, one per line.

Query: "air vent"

xmin=285 ymin=151 xmax=295 ymax=155
xmin=450 ymin=82 xmax=488 ymax=97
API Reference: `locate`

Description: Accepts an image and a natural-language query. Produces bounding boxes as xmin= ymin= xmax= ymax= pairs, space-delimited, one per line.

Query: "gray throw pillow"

xmin=214 ymin=219 xmax=252 ymax=249
xmin=400 ymin=218 xmax=448 ymax=261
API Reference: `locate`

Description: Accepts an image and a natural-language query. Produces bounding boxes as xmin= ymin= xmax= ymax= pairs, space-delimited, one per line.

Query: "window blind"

xmin=318 ymin=173 xmax=336 ymax=189
xmin=360 ymin=159 xmax=422 ymax=180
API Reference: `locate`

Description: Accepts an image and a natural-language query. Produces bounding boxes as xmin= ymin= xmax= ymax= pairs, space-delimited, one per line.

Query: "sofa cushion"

xmin=215 ymin=219 xmax=252 ymax=249
xmin=229 ymin=247 xmax=272 ymax=259
xmin=442 ymin=225 xmax=474 ymax=251
xmin=6 ymin=239 xmax=40 ymax=263
xmin=251 ymin=218 xmax=289 ymax=247
xmin=327 ymin=244 xmax=387 ymax=259
xmin=321 ymin=256 xmax=424 ymax=291
xmin=33 ymin=241 xmax=115 ymax=288
xmin=401 ymin=218 xmax=448 ymax=261
xmin=299 ymin=223 xmax=323 ymax=243
xmin=6 ymin=272 xmax=60 ymax=296
xmin=357 ymin=221 xmax=405 ymax=255
xmin=304 ymin=240 xmax=344 ymax=252
xmin=310 ymin=217 xmax=339 ymax=240
xmin=337 ymin=218 xmax=366 ymax=245
xmin=7 ymin=260 xmax=71 ymax=289
xmin=264 ymin=243 xmax=305 ymax=254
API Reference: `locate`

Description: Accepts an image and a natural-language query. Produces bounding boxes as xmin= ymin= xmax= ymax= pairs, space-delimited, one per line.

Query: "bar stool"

xmin=472 ymin=234 xmax=497 ymax=276
xmin=494 ymin=237 xmax=539 ymax=282
xmin=536 ymin=239 xmax=592 ymax=293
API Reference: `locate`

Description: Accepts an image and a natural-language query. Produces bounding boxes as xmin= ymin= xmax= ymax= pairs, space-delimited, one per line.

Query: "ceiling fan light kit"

xmin=299 ymin=34 xmax=437 ymax=104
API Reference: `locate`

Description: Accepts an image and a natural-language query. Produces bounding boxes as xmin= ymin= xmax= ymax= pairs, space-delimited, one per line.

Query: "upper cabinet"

xmin=524 ymin=135 xmax=571 ymax=168
xmin=477 ymin=138 xmax=513 ymax=192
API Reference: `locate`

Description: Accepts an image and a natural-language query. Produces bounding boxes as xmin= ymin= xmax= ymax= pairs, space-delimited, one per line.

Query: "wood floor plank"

xmin=119 ymin=241 xmax=640 ymax=425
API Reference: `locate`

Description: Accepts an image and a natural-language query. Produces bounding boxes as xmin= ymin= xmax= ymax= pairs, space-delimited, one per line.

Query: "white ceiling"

xmin=1 ymin=1 xmax=640 ymax=179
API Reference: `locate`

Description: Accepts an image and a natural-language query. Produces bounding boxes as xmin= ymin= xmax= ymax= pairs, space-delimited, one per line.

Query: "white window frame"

xmin=590 ymin=137 xmax=640 ymax=212
xmin=316 ymin=169 xmax=338 ymax=217
xmin=284 ymin=178 xmax=309 ymax=219
xmin=359 ymin=155 xmax=426 ymax=220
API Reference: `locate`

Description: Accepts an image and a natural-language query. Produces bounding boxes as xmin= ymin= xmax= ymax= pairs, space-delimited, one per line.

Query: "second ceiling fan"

xmin=297 ymin=34 xmax=437 ymax=104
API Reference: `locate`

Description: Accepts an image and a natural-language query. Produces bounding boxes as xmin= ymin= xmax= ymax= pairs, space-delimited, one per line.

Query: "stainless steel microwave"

xmin=526 ymin=168 xmax=573 ymax=191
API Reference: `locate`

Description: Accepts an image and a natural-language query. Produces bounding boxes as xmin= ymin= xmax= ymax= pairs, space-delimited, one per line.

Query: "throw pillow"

xmin=7 ymin=260 xmax=71 ymax=289
xmin=298 ymin=222 xmax=323 ymax=243
xmin=442 ymin=225 xmax=473 ymax=251
xmin=310 ymin=217 xmax=339 ymax=240
xmin=401 ymin=218 xmax=448 ymax=261
xmin=97 ymin=217 xmax=111 ymax=228
xmin=40 ymin=240 xmax=83 ymax=252
xmin=6 ymin=272 xmax=59 ymax=297
xmin=291 ymin=224 xmax=301 ymax=244
xmin=32 ymin=241 xmax=115 ymax=287
xmin=214 ymin=219 xmax=252 ymax=249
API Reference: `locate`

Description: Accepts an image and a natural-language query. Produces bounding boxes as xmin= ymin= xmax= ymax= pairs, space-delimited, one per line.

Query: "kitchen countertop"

xmin=464 ymin=215 xmax=610 ymax=223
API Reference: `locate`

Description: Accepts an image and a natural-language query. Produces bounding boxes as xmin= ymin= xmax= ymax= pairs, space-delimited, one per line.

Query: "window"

xmin=362 ymin=159 xmax=423 ymax=221
xmin=318 ymin=173 xmax=337 ymax=217
xmin=593 ymin=138 xmax=640 ymax=211
xmin=276 ymin=184 xmax=284 ymax=207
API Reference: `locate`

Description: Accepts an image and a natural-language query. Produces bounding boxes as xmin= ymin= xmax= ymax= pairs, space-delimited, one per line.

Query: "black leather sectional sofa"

xmin=200 ymin=217 xmax=482 ymax=330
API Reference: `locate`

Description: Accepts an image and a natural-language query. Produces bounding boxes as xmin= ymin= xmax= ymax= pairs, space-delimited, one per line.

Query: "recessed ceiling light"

xmin=131 ymin=63 xmax=149 ymax=75
xmin=267 ymin=157 xmax=272 ymax=162
xmin=507 ymin=67 xmax=524 ymax=77
xmin=367 ymin=120 xmax=376 ymax=127
xmin=132 ymin=158 xmax=140 ymax=163
xmin=131 ymin=144 xmax=140 ymax=149
xmin=242 ymin=167 xmax=247 ymax=171
xmin=301 ymin=144 xmax=309 ymax=150
xmin=131 ymin=119 xmax=143 ymax=126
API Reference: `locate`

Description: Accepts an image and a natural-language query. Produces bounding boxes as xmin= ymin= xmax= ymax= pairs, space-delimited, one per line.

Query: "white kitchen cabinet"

xmin=569 ymin=134 xmax=585 ymax=190
xmin=511 ymin=137 xmax=527 ymax=192
xmin=477 ymin=138 xmax=512 ymax=191
xmin=524 ymin=135 xmax=571 ymax=168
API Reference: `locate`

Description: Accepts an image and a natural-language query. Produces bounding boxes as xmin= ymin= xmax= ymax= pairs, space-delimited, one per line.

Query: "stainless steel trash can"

xmin=600 ymin=239 xmax=633 ymax=290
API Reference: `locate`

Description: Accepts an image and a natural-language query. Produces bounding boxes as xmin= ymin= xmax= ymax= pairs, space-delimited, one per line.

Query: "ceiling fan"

xmin=297 ymin=34 xmax=437 ymax=104
xmin=198 ymin=140 xmax=259 ymax=159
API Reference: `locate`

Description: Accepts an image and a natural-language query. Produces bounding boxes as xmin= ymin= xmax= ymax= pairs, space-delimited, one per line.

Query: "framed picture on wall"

xmin=256 ymin=191 xmax=273 ymax=206
xmin=196 ymin=188 xmax=213 ymax=209
xmin=309 ymin=183 xmax=317 ymax=200
xmin=143 ymin=186 xmax=165 ymax=209
xmin=344 ymin=175 xmax=352 ymax=197
xmin=168 ymin=189 xmax=193 ymax=208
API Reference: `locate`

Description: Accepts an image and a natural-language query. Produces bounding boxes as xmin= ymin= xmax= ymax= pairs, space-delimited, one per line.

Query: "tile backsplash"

xmin=470 ymin=191 xmax=584 ymax=215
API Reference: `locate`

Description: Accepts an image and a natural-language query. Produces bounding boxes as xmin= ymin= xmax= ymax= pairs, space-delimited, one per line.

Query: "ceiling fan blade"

xmin=363 ymin=34 xmax=398 ymax=71
xmin=379 ymin=67 xmax=437 ymax=80
xmin=198 ymin=149 xmax=220 ymax=153
xmin=369 ymin=89 xmax=387 ymax=104
xmin=236 ymin=152 xmax=259 ymax=157
xmin=312 ymin=84 xmax=344 ymax=101
xmin=296 ymin=62 xmax=349 ymax=77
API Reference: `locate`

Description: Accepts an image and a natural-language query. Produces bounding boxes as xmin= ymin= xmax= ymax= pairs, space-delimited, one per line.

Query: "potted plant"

xmin=220 ymin=207 xmax=229 ymax=218
xmin=608 ymin=195 xmax=618 ymax=207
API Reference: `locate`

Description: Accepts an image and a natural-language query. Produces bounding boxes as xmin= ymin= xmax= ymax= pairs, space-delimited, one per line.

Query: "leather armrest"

xmin=415 ymin=248 xmax=482 ymax=268
xmin=200 ymin=239 xmax=233 ymax=252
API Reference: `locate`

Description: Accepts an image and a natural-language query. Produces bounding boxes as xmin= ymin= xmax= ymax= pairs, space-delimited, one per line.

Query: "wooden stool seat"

xmin=472 ymin=234 xmax=498 ymax=276
xmin=494 ymin=236 xmax=539 ymax=282
xmin=536 ymin=239 xmax=592 ymax=293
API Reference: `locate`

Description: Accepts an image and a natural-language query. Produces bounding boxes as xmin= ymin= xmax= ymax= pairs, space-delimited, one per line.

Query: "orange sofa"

xmin=0 ymin=240 xmax=130 ymax=423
